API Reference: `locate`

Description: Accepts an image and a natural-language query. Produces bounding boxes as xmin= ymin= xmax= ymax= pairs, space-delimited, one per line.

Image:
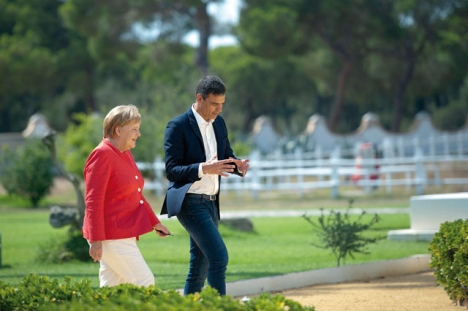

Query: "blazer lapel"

xmin=187 ymin=107 xmax=204 ymax=146
xmin=213 ymin=119 xmax=224 ymax=159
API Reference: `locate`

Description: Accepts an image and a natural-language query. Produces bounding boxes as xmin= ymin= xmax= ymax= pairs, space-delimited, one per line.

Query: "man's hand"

xmin=228 ymin=157 xmax=250 ymax=177
xmin=202 ymin=156 xmax=237 ymax=177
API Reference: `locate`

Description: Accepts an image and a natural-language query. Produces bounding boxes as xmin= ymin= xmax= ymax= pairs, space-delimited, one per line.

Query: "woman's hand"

xmin=89 ymin=241 xmax=103 ymax=262
xmin=154 ymin=222 xmax=172 ymax=237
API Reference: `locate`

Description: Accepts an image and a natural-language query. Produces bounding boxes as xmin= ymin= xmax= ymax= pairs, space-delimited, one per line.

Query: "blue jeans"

xmin=177 ymin=195 xmax=228 ymax=295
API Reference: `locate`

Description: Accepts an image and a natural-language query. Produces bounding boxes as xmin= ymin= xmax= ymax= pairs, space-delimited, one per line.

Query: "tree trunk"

xmin=85 ymin=66 xmax=96 ymax=112
xmin=391 ymin=58 xmax=415 ymax=132
xmin=242 ymin=97 xmax=255 ymax=133
xmin=328 ymin=60 xmax=352 ymax=132
xmin=195 ymin=2 xmax=210 ymax=75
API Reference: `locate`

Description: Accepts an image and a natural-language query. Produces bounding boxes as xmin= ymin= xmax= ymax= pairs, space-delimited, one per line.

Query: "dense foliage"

xmin=1 ymin=0 xmax=468 ymax=138
xmin=0 ymin=138 xmax=54 ymax=207
xmin=0 ymin=274 xmax=315 ymax=311
xmin=429 ymin=219 xmax=468 ymax=305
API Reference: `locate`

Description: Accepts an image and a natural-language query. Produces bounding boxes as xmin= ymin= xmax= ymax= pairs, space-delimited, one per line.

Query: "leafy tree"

xmin=0 ymin=0 xmax=64 ymax=131
xmin=59 ymin=0 xmax=224 ymax=75
xmin=432 ymin=101 xmax=468 ymax=131
xmin=236 ymin=0 xmax=380 ymax=132
xmin=210 ymin=45 xmax=316 ymax=135
xmin=365 ymin=0 xmax=468 ymax=131
xmin=0 ymin=0 xmax=100 ymax=132
xmin=0 ymin=138 xmax=54 ymax=207
xmin=236 ymin=0 xmax=468 ymax=133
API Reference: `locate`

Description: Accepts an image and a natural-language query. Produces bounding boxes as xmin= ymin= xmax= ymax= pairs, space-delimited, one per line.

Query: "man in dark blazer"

xmin=161 ymin=76 xmax=250 ymax=295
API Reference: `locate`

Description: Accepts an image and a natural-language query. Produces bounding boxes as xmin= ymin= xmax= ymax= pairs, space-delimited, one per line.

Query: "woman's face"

xmin=116 ymin=121 xmax=141 ymax=151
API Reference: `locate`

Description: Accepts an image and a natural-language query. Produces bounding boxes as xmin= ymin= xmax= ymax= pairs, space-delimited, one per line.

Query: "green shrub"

xmin=58 ymin=113 xmax=103 ymax=178
xmin=36 ymin=230 xmax=92 ymax=263
xmin=303 ymin=200 xmax=384 ymax=266
xmin=36 ymin=234 xmax=69 ymax=264
xmin=0 ymin=138 xmax=54 ymax=207
xmin=64 ymin=229 xmax=92 ymax=262
xmin=0 ymin=274 xmax=315 ymax=311
xmin=429 ymin=219 xmax=468 ymax=305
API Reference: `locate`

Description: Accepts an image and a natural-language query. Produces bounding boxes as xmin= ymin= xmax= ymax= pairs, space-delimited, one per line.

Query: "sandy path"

xmin=278 ymin=271 xmax=462 ymax=311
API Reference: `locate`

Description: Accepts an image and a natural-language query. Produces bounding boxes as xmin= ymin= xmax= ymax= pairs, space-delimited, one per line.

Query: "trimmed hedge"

xmin=0 ymin=274 xmax=314 ymax=311
xmin=429 ymin=219 xmax=468 ymax=305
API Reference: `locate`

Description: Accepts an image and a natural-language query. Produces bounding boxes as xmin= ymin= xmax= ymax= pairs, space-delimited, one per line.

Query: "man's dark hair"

xmin=196 ymin=76 xmax=226 ymax=99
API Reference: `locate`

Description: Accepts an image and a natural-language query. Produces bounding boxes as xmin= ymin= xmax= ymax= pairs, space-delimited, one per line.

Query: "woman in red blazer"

xmin=83 ymin=104 xmax=170 ymax=287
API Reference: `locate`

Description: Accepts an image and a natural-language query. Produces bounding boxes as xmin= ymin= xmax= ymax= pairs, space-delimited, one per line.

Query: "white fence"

xmin=137 ymin=134 xmax=468 ymax=199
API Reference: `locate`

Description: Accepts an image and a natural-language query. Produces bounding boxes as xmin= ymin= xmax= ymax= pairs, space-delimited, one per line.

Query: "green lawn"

xmin=0 ymin=206 xmax=430 ymax=290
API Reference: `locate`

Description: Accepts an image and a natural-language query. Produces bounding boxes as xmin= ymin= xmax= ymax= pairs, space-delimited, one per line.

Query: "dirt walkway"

xmin=278 ymin=271 xmax=462 ymax=311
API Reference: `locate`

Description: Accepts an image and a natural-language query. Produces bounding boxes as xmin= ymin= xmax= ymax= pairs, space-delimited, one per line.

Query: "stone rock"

xmin=220 ymin=218 xmax=254 ymax=232
xmin=49 ymin=205 xmax=78 ymax=228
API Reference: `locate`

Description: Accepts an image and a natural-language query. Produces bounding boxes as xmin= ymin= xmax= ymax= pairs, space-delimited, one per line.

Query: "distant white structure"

xmin=250 ymin=111 xmax=468 ymax=156
xmin=250 ymin=116 xmax=282 ymax=154
xmin=388 ymin=192 xmax=468 ymax=241
xmin=22 ymin=113 xmax=52 ymax=138
xmin=0 ymin=113 xmax=52 ymax=151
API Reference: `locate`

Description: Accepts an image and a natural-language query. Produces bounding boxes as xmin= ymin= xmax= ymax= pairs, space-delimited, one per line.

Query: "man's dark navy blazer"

xmin=160 ymin=107 xmax=236 ymax=219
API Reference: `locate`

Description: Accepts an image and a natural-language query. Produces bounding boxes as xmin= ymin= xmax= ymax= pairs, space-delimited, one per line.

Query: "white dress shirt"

xmin=187 ymin=105 xmax=219 ymax=195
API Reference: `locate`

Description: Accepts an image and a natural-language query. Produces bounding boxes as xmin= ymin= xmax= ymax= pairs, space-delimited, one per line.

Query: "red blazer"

xmin=82 ymin=139 xmax=160 ymax=242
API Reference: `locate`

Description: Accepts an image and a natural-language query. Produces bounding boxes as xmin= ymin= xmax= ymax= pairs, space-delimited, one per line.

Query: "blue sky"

xmin=192 ymin=0 xmax=240 ymax=48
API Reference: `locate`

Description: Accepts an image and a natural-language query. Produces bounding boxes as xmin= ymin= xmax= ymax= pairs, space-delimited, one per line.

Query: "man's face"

xmin=195 ymin=93 xmax=225 ymax=121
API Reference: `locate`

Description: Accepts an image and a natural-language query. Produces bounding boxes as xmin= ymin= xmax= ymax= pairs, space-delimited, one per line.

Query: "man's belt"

xmin=186 ymin=193 xmax=217 ymax=201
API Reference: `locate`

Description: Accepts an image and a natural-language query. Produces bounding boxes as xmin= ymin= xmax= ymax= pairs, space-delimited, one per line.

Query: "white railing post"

xmin=153 ymin=155 xmax=163 ymax=197
xmin=330 ymin=147 xmax=340 ymax=199
xmin=382 ymin=138 xmax=394 ymax=158
xmin=429 ymin=135 xmax=435 ymax=157
xmin=315 ymin=146 xmax=323 ymax=183
xmin=398 ymin=137 xmax=404 ymax=157
xmin=295 ymin=147 xmax=304 ymax=197
xmin=443 ymin=133 xmax=449 ymax=157
xmin=414 ymin=148 xmax=426 ymax=195
xmin=458 ymin=132 xmax=463 ymax=157
xmin=250 ymin=150 xmax=260 ymax=199
xmin=385 ymin=169 xmax=392 ymax=194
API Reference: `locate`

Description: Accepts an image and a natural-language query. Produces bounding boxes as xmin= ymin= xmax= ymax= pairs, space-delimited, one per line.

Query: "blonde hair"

xmin=103 ymin=105 xmax=141 ymax=138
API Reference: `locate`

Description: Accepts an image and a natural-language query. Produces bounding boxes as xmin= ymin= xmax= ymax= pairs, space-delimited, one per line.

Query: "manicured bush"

xmin=429 ymin=219 xmax=468 ymax=305
xmin=0 ymin=138 xmax=54 ymax=207
xmin=0 ymin=274 xmax=315 ymax=311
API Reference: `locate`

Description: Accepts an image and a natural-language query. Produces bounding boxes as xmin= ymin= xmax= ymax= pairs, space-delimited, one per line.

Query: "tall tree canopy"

xmin=236 ymin=0 xmax=468 ymax=132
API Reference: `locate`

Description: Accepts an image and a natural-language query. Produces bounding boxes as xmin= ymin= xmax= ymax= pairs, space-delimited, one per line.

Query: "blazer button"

xmin=138 ymin=188 xmax=141 ymax=192
xmin=140 ymin=200 xmax=144 ymax=204
xmin=135 ymin=175 xmax=139 ymax=179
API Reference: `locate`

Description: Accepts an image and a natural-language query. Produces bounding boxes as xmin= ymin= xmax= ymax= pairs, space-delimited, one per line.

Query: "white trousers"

xmin=99 ymin=238 xmax=155 ymax=287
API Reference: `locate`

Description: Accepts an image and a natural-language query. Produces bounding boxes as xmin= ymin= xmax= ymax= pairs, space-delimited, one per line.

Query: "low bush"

xmin=303 ymin=200 xmax=384 ymax=266
xmin=0 ymin=138 xmax=54 ymax=207
xmin=36 ymin=230 xmax=92 ymax=263
xmin=0 ymin=274 xmax=314 ymax=311
xmin=429 ymin=219 xmax=468 ymax=305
